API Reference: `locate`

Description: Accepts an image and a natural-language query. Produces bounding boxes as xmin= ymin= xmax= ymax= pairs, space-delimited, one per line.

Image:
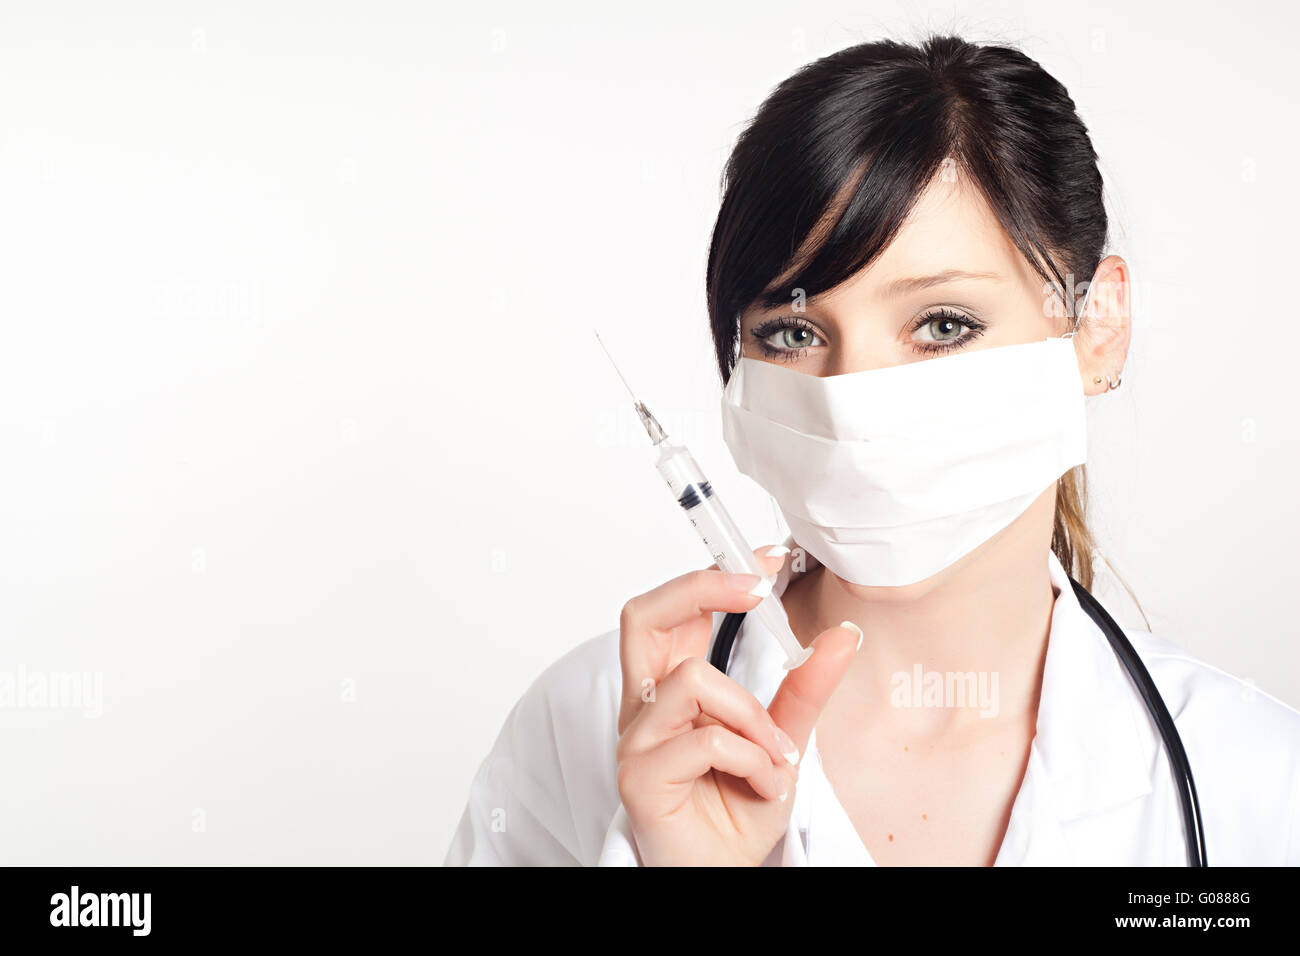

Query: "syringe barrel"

xmin=654 ymin=442 xmax=813 ymax=669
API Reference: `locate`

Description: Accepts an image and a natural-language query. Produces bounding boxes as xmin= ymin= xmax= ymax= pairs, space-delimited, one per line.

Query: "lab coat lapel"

xmin=994 ymin=550 xmax=1159 ymax=864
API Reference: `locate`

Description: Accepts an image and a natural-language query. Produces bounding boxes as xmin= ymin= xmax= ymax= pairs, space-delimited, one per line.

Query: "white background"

xmin=0 ymin=0 xmax=1296 ymax=864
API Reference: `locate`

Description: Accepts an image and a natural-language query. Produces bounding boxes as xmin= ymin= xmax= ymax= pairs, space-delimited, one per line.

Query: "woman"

xmin=445 ymin=34 xmax=1300 ymax=866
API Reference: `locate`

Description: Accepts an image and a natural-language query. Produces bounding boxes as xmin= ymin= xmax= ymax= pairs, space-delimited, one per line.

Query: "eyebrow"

xmin=881 ymin=269 xmax=1004 ymax=298
xmin=755 ymin=269 xmax=1003 ymax=311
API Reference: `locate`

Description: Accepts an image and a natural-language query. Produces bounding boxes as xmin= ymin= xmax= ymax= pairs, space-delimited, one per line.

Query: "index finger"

xmin=617 ymin=544 xmax=792 ymax=734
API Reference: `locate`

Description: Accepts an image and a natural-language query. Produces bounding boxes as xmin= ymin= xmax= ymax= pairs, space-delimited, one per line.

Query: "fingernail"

xmin=841 ymin=620 xmax=864 ymax=651
xmin=774 ymin=727 xmax=800 ymax=765
xmin=747 ymin=575 xmax=773 ymax=598
xmin=772 ymin=770 xmax=788 ymax=802
xmin=765 ymin=544 xmax=790 ymax=558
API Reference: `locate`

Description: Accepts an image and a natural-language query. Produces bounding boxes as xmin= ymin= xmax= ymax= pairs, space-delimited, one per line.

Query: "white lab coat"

xmin=445 ymin=541 xmax=1300 ymax=865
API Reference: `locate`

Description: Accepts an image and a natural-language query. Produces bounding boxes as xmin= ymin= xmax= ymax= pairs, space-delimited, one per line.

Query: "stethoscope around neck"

xmin=708 ymin=574 xmax=1208 ymax=867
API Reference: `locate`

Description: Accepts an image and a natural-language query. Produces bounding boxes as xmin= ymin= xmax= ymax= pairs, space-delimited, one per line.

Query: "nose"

xmin=822 ymin=346 xmax=901 ymax=377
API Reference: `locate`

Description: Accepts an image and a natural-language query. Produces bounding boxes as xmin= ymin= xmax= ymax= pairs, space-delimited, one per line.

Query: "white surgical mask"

xmin=720 ymin=330 xmax=1088 ymax=587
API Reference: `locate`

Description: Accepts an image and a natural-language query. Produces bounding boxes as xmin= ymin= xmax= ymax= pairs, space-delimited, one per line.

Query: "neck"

xmin=783 ymin=492 xmax=1059 ymax=733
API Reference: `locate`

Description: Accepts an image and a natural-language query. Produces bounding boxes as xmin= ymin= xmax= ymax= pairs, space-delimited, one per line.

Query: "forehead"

xmin=891 ymin=171 xmax=1032 ymax=277
xmin=760 ymin=166 xmax=1042 ymax=312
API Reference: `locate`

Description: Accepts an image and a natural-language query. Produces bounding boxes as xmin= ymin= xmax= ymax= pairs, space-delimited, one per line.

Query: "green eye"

xmin=925 ymin=317 xmax=963 ymax=341
xmin=910 ymin=308 xmax=987 ymax=355
xmin=780 ymin=327 xmax=816 ymax=349
xmin=751 ymin=317 xmax=825 ymax=360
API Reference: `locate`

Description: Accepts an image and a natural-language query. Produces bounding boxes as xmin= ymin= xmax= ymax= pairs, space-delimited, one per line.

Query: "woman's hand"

xmin=614 ymin=546 xmax=860 ymax=866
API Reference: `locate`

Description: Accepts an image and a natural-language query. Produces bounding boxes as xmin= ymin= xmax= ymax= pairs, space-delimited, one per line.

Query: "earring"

xmin=1106 ymin=371 xmax=1122 ymax=391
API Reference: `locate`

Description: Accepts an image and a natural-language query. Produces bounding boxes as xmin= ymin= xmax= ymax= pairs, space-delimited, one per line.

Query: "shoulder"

xmin=515 ymin=627 xmax=624 ymax=756
xmin=1128 ymin=628 xmax=1300 ymax=742
xmin=517 ymin=624 xmax=618 ymax=738
xmin=444 ymin=629 xmax=623 ymax=866
xmin=499 ymin=626 xmax=625 ymax=812
xmin=1127 ymin=628 xmax=1300 ymax=862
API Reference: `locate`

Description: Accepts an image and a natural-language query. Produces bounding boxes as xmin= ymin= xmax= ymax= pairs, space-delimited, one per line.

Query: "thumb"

xmin=766 ymin=621 xmax=862 ymax=756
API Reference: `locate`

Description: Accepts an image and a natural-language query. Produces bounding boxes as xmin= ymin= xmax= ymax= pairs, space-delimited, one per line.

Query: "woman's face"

xmin=737 ymin=169 xmax=1126 ymax=389
xmin=735 ymin=167 xmax=1131 ymax=601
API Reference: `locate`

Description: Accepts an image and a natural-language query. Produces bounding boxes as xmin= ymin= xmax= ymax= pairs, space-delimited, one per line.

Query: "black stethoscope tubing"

xmin=708 ymin=574 xmax=1208 ymax=866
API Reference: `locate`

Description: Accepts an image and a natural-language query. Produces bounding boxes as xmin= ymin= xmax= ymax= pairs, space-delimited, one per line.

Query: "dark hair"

xmin=705 ymin=33 xmax=1140 ymax=609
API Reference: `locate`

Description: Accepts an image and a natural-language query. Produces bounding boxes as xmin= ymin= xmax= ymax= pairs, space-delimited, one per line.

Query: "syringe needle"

xmin=594 ymin=330 xmax=638 ymax=401
xmin=594 ymin=329 xmax=668 ymax=444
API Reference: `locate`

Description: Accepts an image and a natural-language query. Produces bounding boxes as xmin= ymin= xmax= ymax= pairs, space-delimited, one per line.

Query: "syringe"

xmin=595 ymin=332 xmax=813 ymax=670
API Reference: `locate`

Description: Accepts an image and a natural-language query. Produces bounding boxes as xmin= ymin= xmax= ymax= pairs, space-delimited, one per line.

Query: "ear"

xmin=1075 ymin=254 xmax=1132 ymax=397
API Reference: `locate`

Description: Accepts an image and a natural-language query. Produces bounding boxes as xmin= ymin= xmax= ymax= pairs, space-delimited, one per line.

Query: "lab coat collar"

xmin=726 ymin=536 xmax=1160 ymax=864
xmin=1030 ymin=549 xmax=1159 ymax=822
